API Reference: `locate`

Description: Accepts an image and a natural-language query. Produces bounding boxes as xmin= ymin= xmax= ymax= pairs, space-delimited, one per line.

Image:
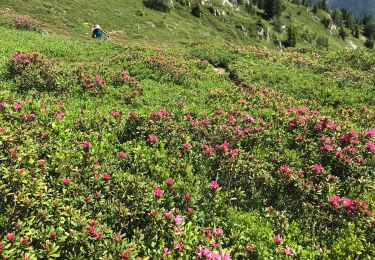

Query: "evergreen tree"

xmin=352 ymin=22 xmax=360 ymax=38
xmin=331 ymin=10 xmax=343 ymax=26
xmin=339 ymin=26 xmax=346 ymax=40
xmin=263 ymin=0 xmax=283 ymax=20
xmin=191 ymin=4 xmax=202 ymax=17
xmin=362 ymin=15 xmax=373 ymax=26
xmin=365 ymin=38 xmax=374 ymax=49
xmin=284 ymin=25 xmax=297 ymax=47
xmin=317 ymin=0 xmax=328 ymax=12
xmin=312 ymin=4 xmax=318 ymax=13
xmin=364 ymin=21 xmax=375 ymax=40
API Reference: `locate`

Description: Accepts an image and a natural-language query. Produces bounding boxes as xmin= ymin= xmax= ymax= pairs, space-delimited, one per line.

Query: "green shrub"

xmin=6 ymin=52 xmax=60 ymax=92
xmin=12 ymin=15 xmax=41 ymax=32
xmin=191 ymin=4 xmax=202 ymax=18
xmin=143 ymin=0 xmax=174 ymax=12
xmin=316 ymin=36 xmax=329 ymax=49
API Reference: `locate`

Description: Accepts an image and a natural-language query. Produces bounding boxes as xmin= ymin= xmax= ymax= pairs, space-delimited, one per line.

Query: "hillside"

xmin=0 ymin=0 xmax=374 ymax=259
xmin=0 ymin=0 xmax=367 ymax=50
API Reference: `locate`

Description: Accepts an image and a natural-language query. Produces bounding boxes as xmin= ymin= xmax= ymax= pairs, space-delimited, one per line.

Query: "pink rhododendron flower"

xmin=342 ymin=197 xmax=353 ymax=208
xmin=229 ymin=149 xmax=238 ymax=157
xmin=154 ymin=187 xmax=163 ymax=198
xmin=183 ymin=143 xmax=191 ymax=150
xmin=216 ymin=141 xmax=230 ymax=152
xmin=110 ymin=110 xmax=121 ymax=117
xmin=21 ymin=236 xmax=29 ymax=246
xmin=166 ymin=178 xmax=173 ymax=186
xmin=121 ymin=251 xmax=129 ymax=259
xmin=274 ymin=234 xmax=284 ymax=245
xmin=321 ymin=144 xmax=333 ymax=151
xmin=63 ymin=178 xmax=70 ymax=186
xmin=13 ymin=102 xmax=22 ymax=111
xmin=6 ymin=233 xmax=15 ymax=242
xmin=39 ymin=161 xmax=46 ymax=168
xmin=82 ymin=141 xmax=92 ymax=149
xmin=56 ymin=111 xmax=64 ymax=120
xmin=185 ymin=193 xmax=191 ymax=200
xmin=366 ymin=128 xmax=375 ymax=138
xmin=246 ymin=245 xmax=254 ymax=253
xmin=95 ymin=75 xmax=105 ymax=85
xmin=312 ymin=164 xmax=323 ymax=173
xmin=148 ymin=134 xmax=157 ymax=144
xmin=102 ymin=173 xmax=110 ymax=180
xmin=244 ymin=114 xmax=255 ymax=123
xmin=174 ymin=214 xmax=183 ymax=225
xmin=284 ymin=247 xmax=294 ymax=256
xmin=163 ymin=247 xmax=171 ymax=257
xmin=366 ymin=141 xmax=375 ymax=154
xmin=329 ymin=196 xmax=340 ymax=206
xmin=164 ymin=211 xmax=173 ymax=219
xmin=296 ymin=135 xmax=303 ymax=141
xmin=213 ymin=228 xmax=223 ymax=237
xmin=174 ymin=241 xmax=184 ymax=251
xmin=117 ymin=151 xmax=126 ymax=159
xmin=209 ymin=181 xmax=219 ymax=190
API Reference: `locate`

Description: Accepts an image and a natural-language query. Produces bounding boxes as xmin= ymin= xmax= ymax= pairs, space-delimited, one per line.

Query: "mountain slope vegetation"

xmin=0 ymin=0 xmax=374 ymax=259
xmin=0 ymin=0 xmax=370 ymax=50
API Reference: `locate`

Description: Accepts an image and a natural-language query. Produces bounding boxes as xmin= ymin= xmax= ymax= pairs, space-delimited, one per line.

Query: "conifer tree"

xmin=339 ymin=26 xmax=346 ymax=40
xmin=284 ymin=25 xmax=297 ymax=47
xmin=264 ymin=0 xmax=283 ymax=20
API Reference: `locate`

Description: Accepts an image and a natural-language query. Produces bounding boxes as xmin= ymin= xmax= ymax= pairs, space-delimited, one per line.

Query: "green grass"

xmin=0 ymin=11 xmax=374 ymax=259
xmin=0 ymin=0 xmax=369 ymax=50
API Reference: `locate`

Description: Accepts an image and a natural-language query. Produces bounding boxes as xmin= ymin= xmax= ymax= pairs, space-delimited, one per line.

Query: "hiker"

xmin=92 ymin=24 xmax=108 ymax=40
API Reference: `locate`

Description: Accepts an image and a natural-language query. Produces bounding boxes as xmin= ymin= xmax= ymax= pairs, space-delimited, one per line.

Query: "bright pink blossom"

xmin=166 ymin=178 xmax=173 ymax=186
xmin=329 ymin=196 xmax=340 ymax=206
xmin=13 ymin=102 xmax=22 ymax=111
xmin=148 ymin=134 xmax=158 ymax=144
xmin=274 ymin=234 xmax=284 ymax=245
xmin=63 ymin=178 xmax=70 ymax=186
xmin=284 ymin=247 xmax=294 ymax=256
xmin=209 ymin=181 xmax=219 ymax=190
xmin=164 ymin=211 xmax=173 ymax=219
xmin=174 ymin=214 xmax=183 ymax=225
xmin=6 ymin=233 xmax=15 ymax=242
xmin=246 ymin=245 xmax=254 ymax=253
xmin=312 ymin=164 xmax=323 ymax=173
xmin=163 ymin=247 xmax=171 ymax=257
xmin=117 ymin=151 xmax=126 ymax=159
xmin=154 ymin=187 xmax=163 ymax=198
xmin=82 ymin=141 xmax=92 ymax=149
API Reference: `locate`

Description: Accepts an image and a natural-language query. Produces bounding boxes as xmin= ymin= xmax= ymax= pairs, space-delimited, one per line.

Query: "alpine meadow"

xmin=0 ymin=0 xmax=374 ymax=259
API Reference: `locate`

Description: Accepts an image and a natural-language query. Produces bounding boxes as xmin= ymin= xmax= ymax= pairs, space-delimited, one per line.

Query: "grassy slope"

xmin=0 ymin=12 xmax=374 ymax=259
xmin=0 ymin=0 xmax=365 ymax=50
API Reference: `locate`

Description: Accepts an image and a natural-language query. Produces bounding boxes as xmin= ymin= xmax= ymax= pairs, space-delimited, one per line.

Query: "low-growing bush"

xmin=12 ymin=15 xmax=41 ymax=32
xmin=143 ymin=0 xmax=174 ymax=12
xmin=6 ymin=52 xmax=60 ymax=92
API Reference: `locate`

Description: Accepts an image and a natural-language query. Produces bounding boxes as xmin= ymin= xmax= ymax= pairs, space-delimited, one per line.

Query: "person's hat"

xmin=95 ymin=24 xmax=101 ymax=29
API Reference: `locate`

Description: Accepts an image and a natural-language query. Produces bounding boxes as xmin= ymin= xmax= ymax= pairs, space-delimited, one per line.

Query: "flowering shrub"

xmin=6 ymin=52 xmax=60 ymax=91
xmin=0 ymin=43 xmax=374 ymax=259
xmin=12 ymin=15 xmax=40 ymax=32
